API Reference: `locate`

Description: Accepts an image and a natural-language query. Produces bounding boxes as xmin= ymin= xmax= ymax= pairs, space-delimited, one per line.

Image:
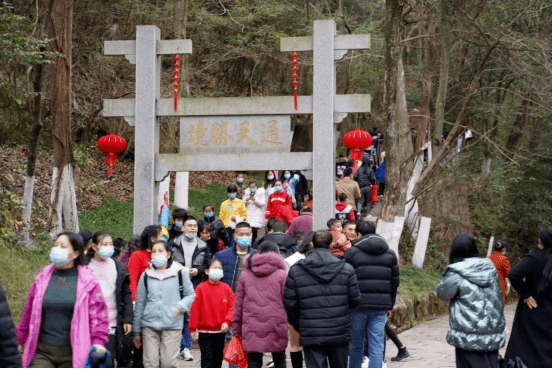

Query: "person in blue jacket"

xmin=375 ymin=161 xmax=386 ymax=196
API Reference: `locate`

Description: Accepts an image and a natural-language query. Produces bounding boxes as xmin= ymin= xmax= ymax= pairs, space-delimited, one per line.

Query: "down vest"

xmin=232 ymin=252 xmax=288 ymax=353
xmin=284 ymin=248 xmax=361 ymax=347
xmin=344 ymin=233 xmax=399 ymax=310
xmin=436 ymin=257 xmax=505 ymax=351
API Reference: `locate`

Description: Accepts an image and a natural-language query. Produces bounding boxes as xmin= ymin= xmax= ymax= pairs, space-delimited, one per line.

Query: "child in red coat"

xmin=327 ymin=219 xmax=351 ymax=258
xmin=189 ymin=259 xmax=235 ymax=368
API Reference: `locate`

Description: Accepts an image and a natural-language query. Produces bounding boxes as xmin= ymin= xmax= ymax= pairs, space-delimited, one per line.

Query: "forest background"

xmin=0 ymin=0 xmax=551 ymax=319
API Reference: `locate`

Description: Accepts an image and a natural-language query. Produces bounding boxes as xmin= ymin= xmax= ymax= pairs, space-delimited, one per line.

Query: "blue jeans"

xmin=349 ymin=309 xmax=387 ymax=368
xmin=180 ymin=313 xmax=192 ymax=351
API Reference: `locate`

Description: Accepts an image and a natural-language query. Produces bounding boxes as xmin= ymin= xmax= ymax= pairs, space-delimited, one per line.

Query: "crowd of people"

xmin=0 ymin=163 xmax=550 ymax=369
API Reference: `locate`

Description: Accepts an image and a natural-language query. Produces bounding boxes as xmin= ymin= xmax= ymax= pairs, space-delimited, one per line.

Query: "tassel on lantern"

xmin=173 ymin=54 xmax=180 ymax=111
xmin=292 ymin=42 xmax=298 ymax=110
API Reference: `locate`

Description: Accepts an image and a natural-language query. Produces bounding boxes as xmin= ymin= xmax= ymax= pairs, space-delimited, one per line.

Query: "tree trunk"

xmin=22 ymin=0 xmax=56 ymax=239
xmin=380 ymin=0 xmax=414 ymax=223
xmin=481 ymin=72 xmax=505 ymax=177
xmin=48 ymin=0 xmax=79 ymax=234
xmin=505 ymin=97 xmax=530 ymax=160
xmin=433 ymin=0 xmax=451 ymax=150
xmin=527 ymin=117 xmax=542 ymax=149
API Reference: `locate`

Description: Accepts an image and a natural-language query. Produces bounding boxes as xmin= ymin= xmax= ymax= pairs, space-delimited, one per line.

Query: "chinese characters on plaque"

xmin=180 ymin=116 xmax=292 ymax=153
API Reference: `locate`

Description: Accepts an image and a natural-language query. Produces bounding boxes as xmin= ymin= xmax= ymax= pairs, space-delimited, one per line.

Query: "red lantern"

xmin=343 ymin=128 xmax=372 ymax=161
xmin=98 ymin=133 xmax=127 ymax=175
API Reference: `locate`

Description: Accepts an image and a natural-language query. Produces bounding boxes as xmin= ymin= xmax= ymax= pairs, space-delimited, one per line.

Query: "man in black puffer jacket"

xmin=344 ymin=221 xmax=400 ymax=368
xmin=0 ymin=284 xmax=22 ymax=368
xmin=284 ymin=230 xmax=361 ymax=368
xmin=253 ymin=220 xmax=298 ymax=257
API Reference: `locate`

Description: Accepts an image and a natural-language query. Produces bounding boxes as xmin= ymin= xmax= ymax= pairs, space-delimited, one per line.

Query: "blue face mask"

xmin=175 ymin=222 xmax=183 ymax=229
xmin=98 ymin=246 xmax=114 ymax=260
xmin=185 ymin=232 xmax=196 ymax=240
xmin=237 ymin=236 xmax=252 ymax=248
xmin=250 ymin=189 xmax=257 ymax=195
xmin=228 ymin=193 xmax=236 ymax=199
xmin=275 ymin=186 xmax=283 ymax=193
xmin=237 ymin=178 xmax=244 ymax=183
xmin=284 ymin=173 xmax=291 ymax=179
xmin=49 ymin=247 xmax=70 ymax=267
xmin=208 ymin=268 xmax=224 ymax=281
xmin=151 ymin=254 xmax=167 ymax=268
xmin=204 ymin=212 xmax=214 ymax=218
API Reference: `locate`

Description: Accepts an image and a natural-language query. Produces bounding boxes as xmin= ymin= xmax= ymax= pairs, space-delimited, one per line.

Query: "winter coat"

xmin=128 ymin=249 xmax=151 ymax=301
xmin=0 ymin=284 xmax=21 ymax=368
xmin=232 ymin=252 xmax=288 ymax=353
xmin=266 ymin=191 xmax=293 ymax=220
xmin=253 ymin=232 xmax=298 ymax=258
xmin=199 ymin=216 xmax=231 ymax=246
xmin=189 ymin=281 xmax=235 ymax=333
xmin=243 ymin=187 xmax=266 ymax=228
xmin=112 ymin=259 xmax=134 ymax=363
xmin=214 ymin=246 xmax=254 ymax=290
xmin=354 ymin=166 xmax=376 ymax=188
xmin=505 ymin=248 xmax=552 ymax=368
xmin=335 ymin=178 xmax=361 ymax=210
xmin=344 ymin=234 xmax=400 ymax=309
xmin=286 ymin=212 xmax=313 ymax=236
xmin=168 ymin=226 xmax=184 ymax=243
xmin=170 ymin=236 xmax=210 ymax=288
xmin=487 ymin=251 xmax=511 ymax=303
xmin=362 ymin=146 xmax=378 ymax=165
xmin=275 ymin=205 xmax=298 ymax=227
xmin=232 ymin=180 xmax=247 ymax=199
xmin=292 ymin=171 xmax=308 ymax=197
xmin=284 ymin=248 xmax=361 ymax=346
xmin=375 ymin=162 xmax=386 ymax=184
xmin=329 ymin=230 xmax=351 ymax=258
xmin=219 ymin=198 xmax=248 ymax=227
xmin=436 ymin=257 xmax=505 ymax=351
xmin=133 ymin=262 xmax=196 ymax=334
xmin=335 ymin=202 xmax=356 ymax=222
xmin=16 ymin=264 xmax=109 ymax=368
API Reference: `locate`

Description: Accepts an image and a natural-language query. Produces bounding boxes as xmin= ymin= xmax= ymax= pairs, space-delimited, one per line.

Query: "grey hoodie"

xmin=436 ymin=257 xmax=505 ymax=351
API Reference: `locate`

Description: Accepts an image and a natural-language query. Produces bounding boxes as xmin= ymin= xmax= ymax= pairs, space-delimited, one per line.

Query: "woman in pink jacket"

xmin=16 ymin=232 xmax=109 ymax=368
xmin=232 ymin=241 xmax=288 ymax=368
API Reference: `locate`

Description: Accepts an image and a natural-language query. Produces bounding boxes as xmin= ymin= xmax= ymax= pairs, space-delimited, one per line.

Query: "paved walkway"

xmin=177 ymin=303 xmax=516 ymax=368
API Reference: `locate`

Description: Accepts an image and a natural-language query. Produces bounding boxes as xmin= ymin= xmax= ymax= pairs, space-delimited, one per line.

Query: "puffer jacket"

xmin=354 ymin=166 xmax=375 ymax=188
xmin=133 ymin=261 xmax=195 ymax=334
xmin=214 ymin=246 xmax=254 ymax=291
xmin=199 ymin=216 xmax=231 ymax=246
xmin=436 ymin=257 xmax=505 ymax=351
xmin=284 ymin=248 xmax=361 ymax=346
xmin=232 ymin=252 xmax=288 ymax=353
xmin=344 ymin=233 xmax=399 ymax=309
xmin=253 ymin=232 xmax=298 ymax=258
xmin=243 ymin=187 xmax=266 ymax=228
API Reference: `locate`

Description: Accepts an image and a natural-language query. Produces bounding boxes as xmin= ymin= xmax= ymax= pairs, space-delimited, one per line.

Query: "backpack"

xmin=144 ymin=269 xmax=185 ymax=299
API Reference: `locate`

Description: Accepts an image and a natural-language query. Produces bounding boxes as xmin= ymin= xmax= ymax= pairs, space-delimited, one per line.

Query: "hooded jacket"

xmin=254 ymin=232 xmax=298 ymax=258
xmin=0 ymin=284 xmax=22 ymax=368
xmin=232 ymin=252 xmax=288 ymax=353
xmin=243 ymin=187 xmax=266 ymax=228
xmin=286 ymin=212 xmax=313 ymax=236
xmin=133 ymin=261 xmax=195 ymax=334
xmin=16 ymin=264 xmax=109 ymax=368
xmin=354 ymin=166 xmax=376 ymax=188
xmin=170 ymin=236 xmax=210 ymax=288
xmin=436 ymin=257 xmax=505 ymax=351
xmin=335 ymin=202 xmax=356 ymax=222
xmin=284 ymin=248 xmax=361 ymax=346
xmin=344 ymin=234 xmax=399 ymax=309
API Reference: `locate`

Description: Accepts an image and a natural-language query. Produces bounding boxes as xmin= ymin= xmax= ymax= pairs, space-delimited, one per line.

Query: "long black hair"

xmin=299 ymin=231 xmax=315 ymax=255
xmin=140 ymin=225 xmax=162 ymax=251
xmin=246 ymin=241 xmax=280 ymax=269
xmin=537 ymin=225 xmax=552 ymax=297
xmin=85 ymin=231 xmax=111 ymax=263
xmin=449 ymin=234 xmax=478 ymax=264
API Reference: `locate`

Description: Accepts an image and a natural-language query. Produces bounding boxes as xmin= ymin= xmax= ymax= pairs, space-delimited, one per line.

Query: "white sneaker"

xmin=361 ymin=356 xmax=369 ymax=368
xmin=382 ymin=360 xmax=388 ymax=368
xmin=266 ymin=360 xmax=275 ymax=368
xmin=180 ymin=348 xmax=193 ymax=361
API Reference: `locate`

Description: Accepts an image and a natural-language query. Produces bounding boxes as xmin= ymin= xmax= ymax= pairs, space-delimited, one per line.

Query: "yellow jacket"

xmin=219 ymin=198 xmax=248 ymax=227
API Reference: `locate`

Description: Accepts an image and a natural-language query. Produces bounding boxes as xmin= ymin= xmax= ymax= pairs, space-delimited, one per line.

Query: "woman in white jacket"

xmin=243 ymin=180 xmax=266 ymax=244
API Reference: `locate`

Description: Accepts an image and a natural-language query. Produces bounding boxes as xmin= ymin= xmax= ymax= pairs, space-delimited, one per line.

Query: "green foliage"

xmin=396 ymin=266 xmax=443 ymax=305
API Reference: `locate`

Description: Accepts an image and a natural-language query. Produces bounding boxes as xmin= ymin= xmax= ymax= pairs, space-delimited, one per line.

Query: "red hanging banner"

xmin=292 ymin=41 xmax=298 ymax=110
xmin=173 ymin=53 xmax=180 ymax=111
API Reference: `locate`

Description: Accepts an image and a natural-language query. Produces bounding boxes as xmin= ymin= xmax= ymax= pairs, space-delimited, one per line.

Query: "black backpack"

xmin=143 ymin=269 xmax=185 ymax=299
